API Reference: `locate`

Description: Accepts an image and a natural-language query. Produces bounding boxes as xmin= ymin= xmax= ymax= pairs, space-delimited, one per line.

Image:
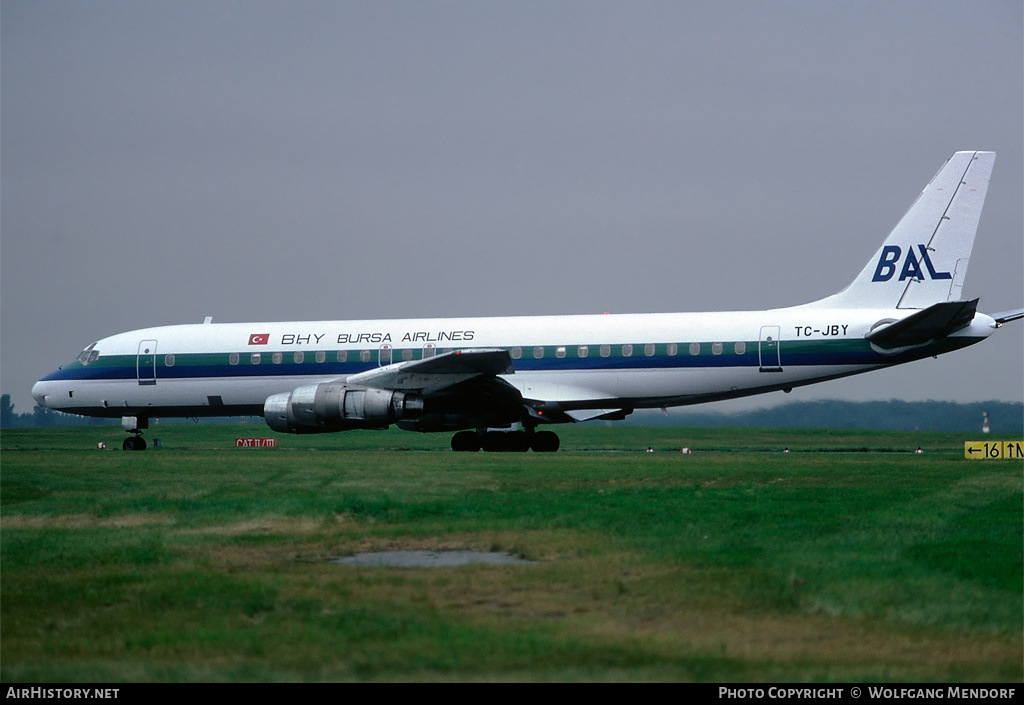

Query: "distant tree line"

xmin=629 ymin=400 xmax=1024 ymax=433
xmin=0 ymin=394 xmax=257 ymax=429
xmin=0 ymin=394 xmax=116 ymax=429
xmin=2 ymin=392 xmax=1021 ymax=433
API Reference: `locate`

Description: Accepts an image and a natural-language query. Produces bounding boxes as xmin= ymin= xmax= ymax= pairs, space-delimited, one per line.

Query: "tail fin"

xmin=820 ymin=151 xmax=995 ymax=309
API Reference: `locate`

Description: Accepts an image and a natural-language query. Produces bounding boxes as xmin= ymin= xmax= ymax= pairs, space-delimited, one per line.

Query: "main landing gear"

xmin=122 ymin=416 xmax=148 ymax=451
xmin=451 ymin=428 xmax=560 ymax=453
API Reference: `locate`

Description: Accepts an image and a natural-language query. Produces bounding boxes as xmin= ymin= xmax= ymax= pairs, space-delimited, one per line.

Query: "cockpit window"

xmin=77 ymin=343 xmax=100 ymax=366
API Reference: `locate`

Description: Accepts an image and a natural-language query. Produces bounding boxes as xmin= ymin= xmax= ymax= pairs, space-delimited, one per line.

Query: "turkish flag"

xmin=248 ymin=333 xmax=270 ymax=345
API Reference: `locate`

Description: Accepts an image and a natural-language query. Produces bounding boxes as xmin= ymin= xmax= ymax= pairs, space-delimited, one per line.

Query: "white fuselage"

xmin=31 ymin=304 xmax=996 ymax=422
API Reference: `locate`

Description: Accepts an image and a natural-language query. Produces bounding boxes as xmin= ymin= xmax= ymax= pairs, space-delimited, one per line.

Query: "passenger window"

xmin=229 ymin=352 xmax=240 ymax=365
xmin=315 ymin=351 xmax=326 ymax=363
xmin=164 ymin=354 xmax=175 ymax=367
xmin=578 ymin=345 xmax=589 ymax=358
xmin=556 ymin=346 xmax=566 ymax=359
xmin=667 ymin=343 xmax=678 ymax=356
xmin=272 ymin=352 xmax=283 ymax=364
xmin=251 ymin=353 xmax=262 ymax=364
xmin=360 ymin=350 xmax=371 ymax=363
xmin=533 ymin=346 xmax=545 ymax=359
xmin=511 ymin=346 xmax=522 ymax=359
xmin=712 ymin=342 xmax=723 ymax=355
xmin=402 ymin=349 xmax=413 ymax=361
xmin=600 ymin=344 xmax=610 ymax=357
xmin=689 ymin=343 xmax=700 ymax=356
xmin=622 ymin=344 xmax=633 ymax=357
xmin=337 ymin=350 xmax=348 ymax=363
xmin=293 ymin=351 xmax=304 ymax=364
xmin=734 ymin=341 xmax=746 ymax=355
xmin=644 ymin=343 xmax=655 ymax=357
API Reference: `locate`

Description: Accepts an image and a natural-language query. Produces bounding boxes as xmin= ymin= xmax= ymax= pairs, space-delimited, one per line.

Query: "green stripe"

xmin=67 ymin=338 xmax=880 ymax=371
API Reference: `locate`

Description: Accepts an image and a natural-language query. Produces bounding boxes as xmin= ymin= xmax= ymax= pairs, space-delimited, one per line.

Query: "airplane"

xmin=32 ymin=151 xmax=1023 ymax=452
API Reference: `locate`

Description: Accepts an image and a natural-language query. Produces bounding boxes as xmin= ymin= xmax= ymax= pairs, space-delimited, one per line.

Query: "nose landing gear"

xmin=123 ymin=435 xmax=147 ymax=451
xmin=121 ymin=416 xmax=148 ymax=451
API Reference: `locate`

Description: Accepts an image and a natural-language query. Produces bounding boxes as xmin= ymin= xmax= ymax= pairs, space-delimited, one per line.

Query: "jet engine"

xmin=264 ymin=382 xmax=425 ymax=434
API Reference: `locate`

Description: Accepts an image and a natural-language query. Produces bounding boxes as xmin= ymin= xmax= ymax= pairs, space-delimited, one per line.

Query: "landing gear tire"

xmin=530 ymin=431 xmax=560 ymax=453
xmin=451 ymin=430 xmax=481 ymax=452
xmin=482 ymin=431 xmax=529 ymax=452
xmin=507 ymin=431 xmax=530 ymax=452
xmin=123 ymin=436 xmax=147 ymax=451
xmin=451 ymin=429 xmax=559 ymax=452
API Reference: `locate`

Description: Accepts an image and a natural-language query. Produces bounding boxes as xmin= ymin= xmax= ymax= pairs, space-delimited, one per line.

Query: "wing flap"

xmin=510 ymin=379 xmax=614 ymax=405
xmin=565 ymin=408 xmax=630 ymax=422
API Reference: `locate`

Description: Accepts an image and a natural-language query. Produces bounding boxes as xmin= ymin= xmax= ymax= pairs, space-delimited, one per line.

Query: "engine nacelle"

xmin=264 ymin=383 xmax=425 ymax=434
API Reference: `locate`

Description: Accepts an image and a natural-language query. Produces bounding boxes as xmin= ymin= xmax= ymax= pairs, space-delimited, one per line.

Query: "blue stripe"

xmin=42 ymin=337 xmax=982 ymax=383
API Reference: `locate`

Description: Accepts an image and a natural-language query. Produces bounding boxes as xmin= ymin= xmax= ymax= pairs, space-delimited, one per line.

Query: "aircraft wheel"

xmin=508 ymin=431 xmax=530 ymax=452
xmin=123 ymin=436 xmax=147 ymax=451
xmin=531 ymin=431 xmax=560 ymax=452
xmin=481 ymin=431 xmax=506 ymax=452
xmin=451 ymin=431 xmax=481 ymax=452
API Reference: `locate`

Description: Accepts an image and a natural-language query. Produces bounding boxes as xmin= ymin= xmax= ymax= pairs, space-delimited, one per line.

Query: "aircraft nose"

xmin=31 ymin=380 xmax=50 ymax=408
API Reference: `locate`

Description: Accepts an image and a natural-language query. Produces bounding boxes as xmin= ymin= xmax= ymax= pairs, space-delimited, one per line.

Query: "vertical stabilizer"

xmin=819 ymin=151 xmax=995 ymax=309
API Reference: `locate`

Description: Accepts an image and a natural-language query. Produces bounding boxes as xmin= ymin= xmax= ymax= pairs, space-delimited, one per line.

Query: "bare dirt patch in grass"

xmin=1 ymin=513 xmax=174 ymax=529
xmin=179 ymin=516 xmax=329 ymax=536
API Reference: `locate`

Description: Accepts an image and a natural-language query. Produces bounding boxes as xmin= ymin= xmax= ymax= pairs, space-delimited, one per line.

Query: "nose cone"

xmin=32 ymin=379 xmax=52 ymax=408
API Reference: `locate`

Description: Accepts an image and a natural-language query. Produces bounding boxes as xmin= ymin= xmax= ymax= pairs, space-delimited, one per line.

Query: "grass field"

xmin=2 ymin=424 xmax=1021 ymax=682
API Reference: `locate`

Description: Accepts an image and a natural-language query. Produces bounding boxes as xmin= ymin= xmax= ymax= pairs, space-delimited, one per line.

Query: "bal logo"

xmin=871 ymin=244 xmax=952 ymax=282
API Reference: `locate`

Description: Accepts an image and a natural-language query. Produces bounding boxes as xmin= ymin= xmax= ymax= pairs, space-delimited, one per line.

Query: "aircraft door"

xmin=758 ymin=326 xmax=782 ymax=372
xmin=378 ymin=344 xmax=392 ymax=366
xmin=137 ymin=339 xmax=158 ymax=385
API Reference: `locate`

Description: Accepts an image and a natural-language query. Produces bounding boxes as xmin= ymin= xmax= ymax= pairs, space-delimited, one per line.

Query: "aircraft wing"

xmin=865 ymin=299 xmax=979 ymax=349
xmin=346 ymin=348 xmax=514 ymax=395
xmin=348 ymin=349 xmax=628 ymax=422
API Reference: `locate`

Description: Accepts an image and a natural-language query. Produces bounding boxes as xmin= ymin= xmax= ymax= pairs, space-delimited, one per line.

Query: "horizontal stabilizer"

xmin=865 ymin=298 xmax=978 ymax=349
xmin=992 ymin=308 xmax=1024 ymax=325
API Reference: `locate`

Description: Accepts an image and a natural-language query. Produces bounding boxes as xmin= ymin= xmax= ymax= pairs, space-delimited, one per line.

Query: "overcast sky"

xmin=2 ymin=1 xmax=1022 ymax=418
